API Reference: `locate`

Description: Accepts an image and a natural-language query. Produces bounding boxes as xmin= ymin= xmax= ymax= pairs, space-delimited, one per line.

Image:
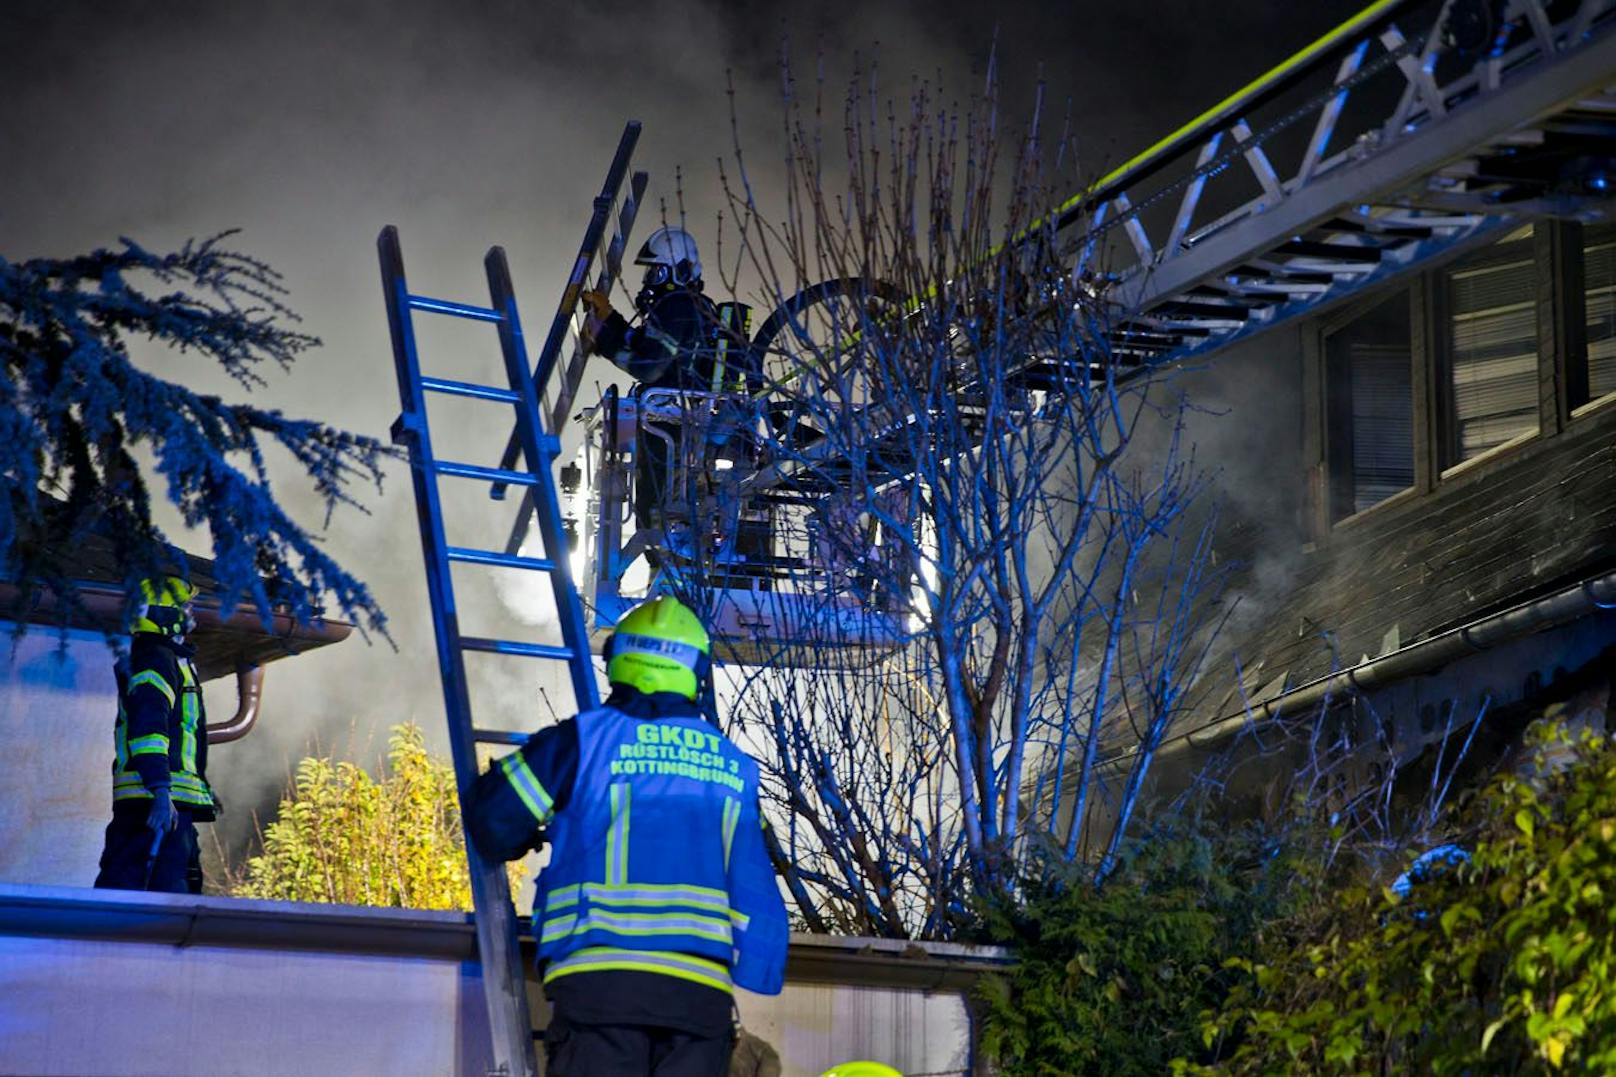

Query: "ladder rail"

xmin=491 ymin=122 xmax=643 ymax=504
xmin=549 ymin=168 xmax=651 ymax=437
xmin=486 ymin=244 xmax=601 ymax=710
xmin=378 ymin=225 xmax=540 ymax=1077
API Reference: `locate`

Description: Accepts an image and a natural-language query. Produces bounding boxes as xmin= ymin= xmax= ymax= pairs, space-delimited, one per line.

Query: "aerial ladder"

xmin=1022 ymin=0 xmax=1616 ymax=374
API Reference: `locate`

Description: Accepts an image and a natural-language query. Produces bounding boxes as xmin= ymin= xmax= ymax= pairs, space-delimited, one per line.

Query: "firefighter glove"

xmin=579 ymin=289 xmax=615 ymax=353
xmin=579 ymin=288 xmax=615 ymax=320
xmin=145 ymin=787 xmax=179 ymax=835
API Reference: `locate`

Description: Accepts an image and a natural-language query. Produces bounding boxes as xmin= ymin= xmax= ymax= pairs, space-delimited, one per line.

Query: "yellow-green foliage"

xmin=1180 ymin=724 xmax=1616 ymax=1075
xmin=233 ymin=723 xmax=523 ymax=910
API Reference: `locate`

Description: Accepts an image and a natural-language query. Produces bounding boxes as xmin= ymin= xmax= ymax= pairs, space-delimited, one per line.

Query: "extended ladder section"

xmin=492 ymin=124 xmax=650 ymax=555
xmin=1048 ymin=0 xmax=1616 ymax=373
xmin=737 ymin=0 xmax=1616 ymax=510
xmin=379 ymin=221 xmax=603 ymax=1075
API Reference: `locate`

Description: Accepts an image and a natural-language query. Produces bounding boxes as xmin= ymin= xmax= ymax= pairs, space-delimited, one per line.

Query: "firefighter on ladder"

xmin=467 ymin=596 xmax=788 ymax=1076
xmin=94 ymin=575 xmax=217 ymax=893
xmin=579 ymin=227 xmax=759 ymax=555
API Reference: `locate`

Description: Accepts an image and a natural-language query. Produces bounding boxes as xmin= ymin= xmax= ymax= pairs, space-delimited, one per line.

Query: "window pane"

xmin=1326 ymin=294 xmax=1413 ymax=521
xmin=1348 ymin=344 xmax=1414 ymax=513
xmin=1446 ymin=227 xmax=1538 ymax=462
xmin=1584 ymin=223 xmax=1616 ymax=404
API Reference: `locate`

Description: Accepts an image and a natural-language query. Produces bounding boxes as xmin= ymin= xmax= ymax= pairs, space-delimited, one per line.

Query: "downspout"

xmin=205 ymin=663 xmax=264 ymax=744
xmin=1102 ymin=568 xmax=1616 ymax=770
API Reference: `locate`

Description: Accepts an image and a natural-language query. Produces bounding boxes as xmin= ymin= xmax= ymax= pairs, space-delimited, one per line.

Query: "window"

xmin=1442 ymin=225 xmax=1539 ymax=464
xmin=1325 ymin=293 xmax=1414 ymax=521
xmin=1578 ymin=222 xmax=1616 ymax=408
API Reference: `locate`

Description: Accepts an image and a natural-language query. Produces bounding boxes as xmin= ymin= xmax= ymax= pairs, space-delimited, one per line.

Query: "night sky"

xmin=0 ymin=0 xmax=1366 ymax=854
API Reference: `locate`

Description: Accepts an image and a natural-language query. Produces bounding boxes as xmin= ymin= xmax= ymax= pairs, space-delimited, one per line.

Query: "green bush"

xmin=1181 ymin=725 xmax=1616 ymax=1075
xmin=976 ymin=823 xmax=1308 ymax=1075
xmin=232 ymin=723 xmax=525 ymax=909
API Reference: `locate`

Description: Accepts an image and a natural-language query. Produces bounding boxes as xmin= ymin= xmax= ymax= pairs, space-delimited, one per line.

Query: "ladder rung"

xmin=473 ymin=728 xmax=529 ymax=746
xmin=436 ymin=461 xmax=538 ymax=487
xmin=421 ymin=377 xmax=520 ymax=404
xmin=460 ymin=636 xmax=576 ymax=660
xmin=408 ymin=295 xmax=503 ymax=322
xmin=447 ymin=546 xmax=558 ymax=571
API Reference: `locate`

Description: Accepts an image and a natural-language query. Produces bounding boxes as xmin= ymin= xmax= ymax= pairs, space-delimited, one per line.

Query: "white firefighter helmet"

xmin=634 ymin=226 xmax=702 ymax=286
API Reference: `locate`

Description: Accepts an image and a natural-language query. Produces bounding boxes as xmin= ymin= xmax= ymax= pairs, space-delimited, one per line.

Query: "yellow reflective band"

xmin=721 ymin=798 xmax=741 ymax=871
xmin=607 ymin=784 xmax=631 ymax=886
xmin=499 ymin=752 xmax=555 ymax=824
xmin=544 ymin=947 xmax=732 ymax=994
xmin=539 ymin=908 xmax=734 ymax=946
xmin=546 ymin=883 xmax=583 ymax=909
xmin=543 ymin=882 xmax=731 ymax=917
xmin=642 ymin=325 xmax=681 ymax=356
xmin=127 ymin=670 xmax=176 ymax=707
xmin=128 ymin=734 xmax=170 ymax=756
xmin=180 ymin=663 xmax=200 ymax=772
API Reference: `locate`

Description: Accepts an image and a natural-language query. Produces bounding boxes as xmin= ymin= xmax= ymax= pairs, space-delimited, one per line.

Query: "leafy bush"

xmin=233 ymin=723 xmax=522 ymax=909
xmin=976 ymin=823 xmax=1308 ymax=1075
xmin=1181 ymin=724 xmax=1616 ymax=1074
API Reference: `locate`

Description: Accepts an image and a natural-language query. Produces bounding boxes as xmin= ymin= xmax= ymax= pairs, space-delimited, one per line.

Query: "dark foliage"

xmin=976 ymin=821 xmax=1309 ymax=1076
xmin=1 ymin=232 xmax=391 ymax=637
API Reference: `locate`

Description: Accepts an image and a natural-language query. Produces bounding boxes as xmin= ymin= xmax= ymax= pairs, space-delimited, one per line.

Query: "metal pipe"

xmin=205 ymin=664 xmax=264 ymax=745
xmin=1105 ymin=567 xmax=1616 ymax=769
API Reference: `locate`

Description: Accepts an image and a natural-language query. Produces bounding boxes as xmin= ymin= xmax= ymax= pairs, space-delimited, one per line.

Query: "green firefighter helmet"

xmin=605 ymin=597 xmax=711 ymax=701
xmin=820 ymin=1063 xmax=904 ymax=1077
xmin=130 ymin=575 xmax=199 ymax=637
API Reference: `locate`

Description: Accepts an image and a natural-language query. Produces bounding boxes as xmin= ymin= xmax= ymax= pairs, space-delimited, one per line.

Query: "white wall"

xmin=0 ymin=625 xmax=117 ymax=887
xmin=0 ymin=933 xmax=492 ymax=1077
xmin=737 ymin=983 xmax=972 ymax=1077
xmin=0 ymin=934 xmax=973 ymax=1077
xmin=0 ymin=885 xmax=992 ymax=1077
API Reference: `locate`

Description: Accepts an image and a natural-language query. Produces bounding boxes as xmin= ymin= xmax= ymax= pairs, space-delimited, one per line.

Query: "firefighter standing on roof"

xmin=467 ymin=596 xmax=788 ymax=1077
xmin=93 ymin=576 xmax=218 ymax=894
xmin=579 ymin=227 xmax=757 ymax=535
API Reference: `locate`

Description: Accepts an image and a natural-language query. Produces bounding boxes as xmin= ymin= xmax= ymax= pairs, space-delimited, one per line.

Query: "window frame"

xmin=1317 ymin=289 xmax=1421 ymax=530
xmin=1565 ymin=219 xmax=1616 ymax=420
xmin=1306 ymin=220 xmax=1593 ymax=546
xmin=1429 ymin=223 xmax=1544 ymax=475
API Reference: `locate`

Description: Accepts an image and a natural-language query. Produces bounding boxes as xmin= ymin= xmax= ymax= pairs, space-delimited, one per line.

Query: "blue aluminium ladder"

xmin=377 ymin=123 xmax=643 ymax=1076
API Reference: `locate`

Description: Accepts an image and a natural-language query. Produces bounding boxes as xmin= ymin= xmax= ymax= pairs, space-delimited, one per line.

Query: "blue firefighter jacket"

xmin=468 ymin=689 xmax=788 ymax=998
xmin=112 ymin=633 xmax=216 ymax=818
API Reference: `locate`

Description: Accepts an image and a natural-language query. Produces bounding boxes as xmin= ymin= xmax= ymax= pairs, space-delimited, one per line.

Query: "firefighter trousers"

xmin=542 ymin=1012 xmax=734 ymax=1077
xmin=93 ymin=805 xmax=201 ymax=893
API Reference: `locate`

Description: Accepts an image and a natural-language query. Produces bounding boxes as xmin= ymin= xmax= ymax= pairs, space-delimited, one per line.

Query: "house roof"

xmin=3 ymin=535 xmax=352 ymax=682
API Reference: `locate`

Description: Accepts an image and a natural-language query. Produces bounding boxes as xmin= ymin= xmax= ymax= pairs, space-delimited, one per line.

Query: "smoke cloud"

xmin=0 ymin=0 xmax=1365 ymax=862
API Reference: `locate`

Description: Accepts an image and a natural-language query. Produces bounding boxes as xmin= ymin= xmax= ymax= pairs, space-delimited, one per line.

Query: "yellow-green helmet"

xmin=130 ymin=575 xmax=198 ymax=637
xmin=605 ymin=597 xmax=711 ymax=701
xmin=820 ymin=1064 xmax=903 ymax=1077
